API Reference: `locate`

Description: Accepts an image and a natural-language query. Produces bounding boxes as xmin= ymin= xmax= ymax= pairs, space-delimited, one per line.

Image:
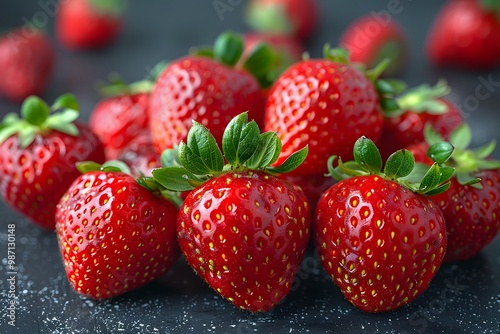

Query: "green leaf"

xmin=427 ymin=142 xmax=454 ymax=165
xmin=245 ymin=132 xmax=281 ymax=170
xmin=419 ymin=164 xmax=442 ymax=194
xmin=477 ymin=159 xmax=500 ymax=170
xmin=44 ymin=108 xmax=80 ymax=136
xmin=18 ymin=127 xmax=36 ymax=148
xmin=353 ymin=136 xmax=382 ymax=174
xmin=450 ymin=123 xmax=472 ymax=150
xmin=268 ymin=145 xmax=308 ymax=174
xmin=190 ymin=46 xmax=214 ymax=58
xmin=213 ymin=31 xmax=244 ymax=67
xmin=243 ymin=42 xmax=273 ymax=78
xmin=161 ymin=149 xmax=178 ymax=168
xmin=425 ymin=182 xmax=451 ymax=196
xmin=52 ymin=93 xmax=79 ymax=111
xmin=380 ymin=97 xmax=400 ymax=113
xmin=473 ymin=140 xmax=496 ymax=159
xmin=222 ymin=113 xmax=260 ymax=166
xmin=384 ymin=149 xmax=415 ymax=179
xmin=76 ymin=161 xmax=103 ymax=174
xmin=179 ymin=122 xmax=224 ymax=175
xmin=101 ymin=160 xmax=132 ymax=174
xmin=400 ymin=162 xmax=431 ymax=183
xmin=438 ymin=166 xmax=455 ymax=183
xmin=21 ymin=96 xmax=50 ymax=126
xmin=456 ymin=172 xmax=482 ymax=188
xmin=152 ymin=167 xmax=201 ymax=192
xmin=423 ymin=123 xmax=444 ymax=145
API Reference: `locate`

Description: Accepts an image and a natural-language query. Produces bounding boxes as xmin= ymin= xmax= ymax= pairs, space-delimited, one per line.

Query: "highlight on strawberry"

xmin=408 ymin=123 xmax=500 ymax=262
xmin=0 ymin=94 xmax=105 ymax=229
xmin=314 ymin=136 xmax=454 ymax=312
xmin=55 ymin=160 xmax=181 ymax=299
xmin=151 ymin=111 xmax=310 ymax=312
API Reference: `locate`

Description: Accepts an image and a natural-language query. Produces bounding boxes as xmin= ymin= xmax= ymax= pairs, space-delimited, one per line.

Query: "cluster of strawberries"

xmin=1 ymin=0 xmax=499 ymax=314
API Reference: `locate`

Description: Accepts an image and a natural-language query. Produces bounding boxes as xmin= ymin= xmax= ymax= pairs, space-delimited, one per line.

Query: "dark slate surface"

xmin=1 ymin=1 xmax=499 ymax=333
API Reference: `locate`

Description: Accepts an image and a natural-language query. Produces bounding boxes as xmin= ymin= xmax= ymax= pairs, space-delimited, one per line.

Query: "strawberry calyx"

xmin=423 ymin=123 xmax=500 ymax=189
xmin=327 ymin=136 xmax=454 ymax=196
xmin=323 ymin=45 xmax=404 ymax=113
xmin=191 ymin=31 xmax=275 ymax=88
xmin=88 ymin=0 xmax=127 ymax=17
xmin=384 ymin=79 xmax=451 ymax=118
xmin=151 ymin=112 xmax=308 ymax=192
xmin=0 ymin=94 xmax=80 ymax=148
xmin=479 ymin=0 xmax=500 ymax=19
xmin=245 ymin=2 xmax=293 ymax=37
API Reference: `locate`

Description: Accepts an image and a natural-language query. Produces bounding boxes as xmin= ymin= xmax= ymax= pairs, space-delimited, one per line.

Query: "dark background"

xmin=1 ymin=1 xmax=499 ymax=333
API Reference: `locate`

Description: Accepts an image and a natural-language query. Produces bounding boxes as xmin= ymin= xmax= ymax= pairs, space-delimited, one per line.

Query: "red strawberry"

xmin=55 ymin=0 xmax=126 ymax=50
xmin=314 ymin=137 xmax=452 ymax=312
xmin=117 ymin=132 xmax=161 ymax=178
xmin=0 ymin=28 xmax=55 ymax=102
xmin=0 ymin=94 xmax=105 ymax=229
xmin=149 ymin=31 xmax=269 ymax=154
xmin=340 ymin=15 xmax=408 ymax=76
xmin=89 ymin=77 xmax=154 ymax=160
xmin=153 ymin=112 xmax=311 ymax=312
xmin=377 ymin=80 xmax=464 ymax=160
xmin=411 ymin=124 xmax=500 ymax=262
xmin=55 ymin=162 xmax=179 ymax=299
xmin=426 ymin=0 xmax=500 ymax=69
xmin=264 ymin=47 xmax=387 ymax=177
xmin=280 ymin=173 xmax=336 ymax=213
xmin=245 ymin=0 xmax=319 ymax=41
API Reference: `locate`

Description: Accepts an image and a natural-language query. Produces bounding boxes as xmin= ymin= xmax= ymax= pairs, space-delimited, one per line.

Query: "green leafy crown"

xmin=327 ymin=136 xmax=455 ymax=196
xmin=151 ymin=112 xmax=308 ymax=192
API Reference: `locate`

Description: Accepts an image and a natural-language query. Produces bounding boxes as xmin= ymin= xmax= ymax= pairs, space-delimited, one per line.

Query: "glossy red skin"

xmin=89 ymin=93 xmax=150 ymax=160
xmin=0 ymin=123 xmax=105 ymax=229
xmin=410 ymin=144 xmax=500 ymax=262
xmin=177 ymin=171 xmax=311 ymax=312
xmin=55 ymin=171 xmax=179 ymax=299
xmin=426 ymin=0 xmax=500 ymax=69
xmin=247 ymin=0 xmax=318 ymax=41
xmin=149 ymin=57 xmax=265 ymax=154
xmin=264 ymin=59 xmax=383 ymax=176
xmin=281 ymin=173 xmax=336 ymax=213
xmin=0 ymin=28 xmax=55 ymax=102
xmin=314 ymin=176 xmax=447 ymax=312
xmin=340 ymin=15 xmax=407 ymax=76
xmin=56 ymin=0 xmax=123 ymax=50
xmin=378 ymin=99 xmax=464 ymax=160
xmin=118 ymin=132 xmax=161 ymax=178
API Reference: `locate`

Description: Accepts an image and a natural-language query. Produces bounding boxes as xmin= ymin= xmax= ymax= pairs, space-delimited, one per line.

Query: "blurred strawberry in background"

xmin=0 ymin=27 xmax=55 ymax=102
xmin=426 ymin=0 xmax=500 ymax=69
xmin=245 ymin=0 xmax=319 ymax=41
xmin=56 ymin=0 xmax=126 ymax=50
xmin=340 ymin=14 xmax=408 ymax=77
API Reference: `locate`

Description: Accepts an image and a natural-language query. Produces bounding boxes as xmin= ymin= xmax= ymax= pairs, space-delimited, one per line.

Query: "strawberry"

xmin=89 ymin=76 xmax=155 ymax=160
xmin=426 ymin=0 xmax=500 ymax=69
xmin=152 ymin=112 xmax=310 ymax=312
xmin=245 ymin=0 xmax=319 ymax=41
xmin=55 ymin=161 xmax=180 ymax=299
xmin=411 ymin=123 xmax=500 ymax=262
xmin=149 ymin=31 xmax=270 ymax=154
xmin=55 ymin=0 xmax=126 ymax=50
xmin=117 ymin=132 xmax=161 ymax=178
xmin=314 ymin=137 xmax=453 ymax=312
xmin=0 ymin=94 xmax=105 ymax=229
xmin=0 ymin=27 xmax=55 ymax=103
xmin=280 ymin=173 xmax=335 ymax=213
xmin=339 ymin=15 xmax=408 ymax=77
xmin=377 ymin=80 xmax=464 ymax=160
xmin=264 ymin=47 xmax=390 ymax=177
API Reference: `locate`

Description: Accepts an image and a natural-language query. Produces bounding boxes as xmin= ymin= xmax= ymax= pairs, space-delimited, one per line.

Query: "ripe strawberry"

xmin=264 ymin=47 xmax=388 ymax=177
xmin=280 ymin=173 xmax=335 ymax=213
xmin=117 ymin=132 xmax=161 ymax=178
xmin=0 ymin=27 xmax=55 ymax=102
xmin=55 ymin=0 xmax=126 ymax=50
xmin=314 ymin=137 xmax=452 ymax=312
xmin=340 ymin=15 xmax=408 ymax=76
xmin=89 ymin=77 xmax=154 ymax=160
xmin=245 ymin=0 xmax=319 ymax=41
xmin=426 ymin=0 xmax=500 ymax=69
xmin=149 ymin=31 xmax=270 ymax=154
xmin=153 ymin=112 xmax=310 ymax=312
xmin=0 ymin=94 xmax=105 ymax=229
xmin=55 ymin=162 xmax=179 ymax=299
xmin=377 ymin=80 xmax=464 ymax=160
xmin=410 ymin=123 xmax=500 ymax=262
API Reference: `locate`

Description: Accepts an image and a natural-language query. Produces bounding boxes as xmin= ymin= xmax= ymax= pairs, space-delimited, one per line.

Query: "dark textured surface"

xmin=1 ymin=1 xmax=500 ymax=333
